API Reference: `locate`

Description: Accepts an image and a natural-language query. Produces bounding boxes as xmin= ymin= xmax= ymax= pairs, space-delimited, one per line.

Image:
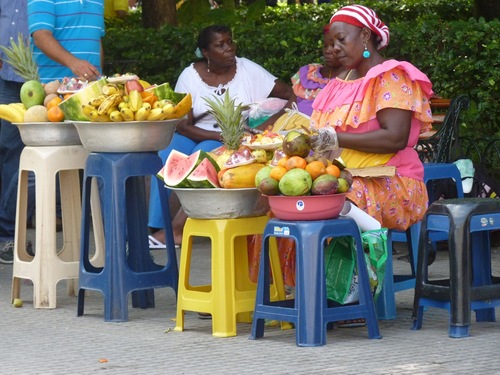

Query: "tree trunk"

xmin=141 ymin=0 xmax=177 ymax=28
xmin=474 ymin=0 xmax=500 ymax=21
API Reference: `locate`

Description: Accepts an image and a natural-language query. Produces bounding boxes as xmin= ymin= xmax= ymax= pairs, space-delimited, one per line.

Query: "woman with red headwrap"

xmin=311 ymin=4 xmax=434 ymax=230
xmin=259 ymin=5 xmax=434 ymax=305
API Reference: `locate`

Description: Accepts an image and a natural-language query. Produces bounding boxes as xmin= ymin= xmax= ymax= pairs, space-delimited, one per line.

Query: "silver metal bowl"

xmin=72 ymin=119 xmax=180 ymax=152
xmin=169 ymin=187 xmax=270 ymax=219
xmin=15 ymin=122 xmax=81 ymax=146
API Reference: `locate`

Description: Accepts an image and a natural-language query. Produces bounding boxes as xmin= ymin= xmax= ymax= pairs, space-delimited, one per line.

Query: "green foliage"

xmin=103 ymin=0 xmax=498 ymax=138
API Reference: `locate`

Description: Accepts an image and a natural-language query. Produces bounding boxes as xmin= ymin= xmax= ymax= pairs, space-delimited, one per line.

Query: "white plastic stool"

xmin=11 ymin=145 xmax=103 ymax=308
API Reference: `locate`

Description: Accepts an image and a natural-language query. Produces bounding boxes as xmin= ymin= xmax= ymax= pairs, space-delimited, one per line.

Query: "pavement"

xmin=1 ymin=228 xmax=500 ymax=375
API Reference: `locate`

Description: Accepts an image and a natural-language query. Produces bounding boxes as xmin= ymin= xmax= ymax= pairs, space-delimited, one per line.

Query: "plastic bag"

xmin=271 ymin=103 xmax=311 ymax=132
xmin=248 ymin=98 xmax=287 ymax=128
xmin=324 ymin=228 xmax=388 ymax=304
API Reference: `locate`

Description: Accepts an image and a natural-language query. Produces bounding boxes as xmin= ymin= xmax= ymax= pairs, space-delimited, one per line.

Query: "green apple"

xmin=20 ymin=80 xmax=46 ymax=109
xmin=13 ymin=298 xmax=23 ymax=308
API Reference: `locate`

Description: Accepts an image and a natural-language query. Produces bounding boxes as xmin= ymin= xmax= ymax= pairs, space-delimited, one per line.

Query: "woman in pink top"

xmin=311 ymin=4 xmax=434 ymax=231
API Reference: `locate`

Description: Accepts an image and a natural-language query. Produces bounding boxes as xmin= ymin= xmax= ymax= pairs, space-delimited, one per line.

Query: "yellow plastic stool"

xmin=11 ymin=146 xmax=103 ymax=308
xmin=174 ymin=215 xmax=286 ymax=337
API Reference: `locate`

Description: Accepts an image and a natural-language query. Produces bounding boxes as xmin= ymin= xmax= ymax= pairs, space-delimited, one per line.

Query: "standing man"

xmin=104 ymin=0 xmax=129 ymax=19
xmin=0 ymin=0 xmax=35 ymax=263
xmin=28 ymin=0 xmax=105 ymax=84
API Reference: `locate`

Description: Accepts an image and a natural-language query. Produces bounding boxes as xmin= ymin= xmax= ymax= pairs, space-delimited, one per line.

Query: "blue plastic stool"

xmin=77 ymin=152 xmax=178 ymax=322
xmin=412 ymin=198 xmax=500 ymax=338
xmin=376 ymin=163 xmax=464 ymax=320
xmin=250 ymin=217 xmax=381 ymax=346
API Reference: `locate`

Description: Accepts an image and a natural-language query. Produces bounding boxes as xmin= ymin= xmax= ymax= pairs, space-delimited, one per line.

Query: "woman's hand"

xmin=311 ymin=127 xmax=339 ymax=153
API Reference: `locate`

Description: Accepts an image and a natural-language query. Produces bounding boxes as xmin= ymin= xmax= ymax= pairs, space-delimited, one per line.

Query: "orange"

xmin=269 ymin=165 xmax=287 ymax=181
xmin=305 ymin=160 xmax=327 ymax=180
xmin=326 ymin=164 xmax=341 ymax=178
xmin=285 ymin=156 xmax=307 ymax=171
xmin=47 ymin=105 xmax=65 ymax=122
xmin=63 ymin=93 xmax=73 ymax=100
xmin=46 ymin=96 xmax=62 ymax=110
xmin=277 ymin=155 xmax=289 ymax=168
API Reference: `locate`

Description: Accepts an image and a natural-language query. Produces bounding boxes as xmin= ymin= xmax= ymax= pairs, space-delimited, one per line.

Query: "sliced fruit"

xmin=58 ymin=78 xmax=107 ymax=121
xmin=162 ymin=149 xmax=212 ymax=188
xmin=186 ymin=158 xmax=221 ymax=188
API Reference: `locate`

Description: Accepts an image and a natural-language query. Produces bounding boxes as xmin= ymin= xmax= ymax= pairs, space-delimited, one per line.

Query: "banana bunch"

xmin=0 ymin=103 xmax=27 ymax=123
xmin=82 ymin=88 xmax=177 ymax=122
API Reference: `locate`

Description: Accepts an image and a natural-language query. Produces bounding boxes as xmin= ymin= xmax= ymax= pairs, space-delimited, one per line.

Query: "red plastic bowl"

xmin=267 ymin=193 xmax=346 ymax=221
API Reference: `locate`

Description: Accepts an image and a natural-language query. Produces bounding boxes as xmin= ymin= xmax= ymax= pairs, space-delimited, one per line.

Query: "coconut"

xmin=44 ymin=80 xmax=60 ymax=96
xmin=24 ymin=105 xmax=49 ymax=123
xmin=43 ymin=93 xmax=59 ymax=107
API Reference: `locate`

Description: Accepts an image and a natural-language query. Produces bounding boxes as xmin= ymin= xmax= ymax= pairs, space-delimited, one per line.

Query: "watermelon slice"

xmin=59 ymin=78 xmax=107 ymax=121
xmin=145 ymin=82 xmax=185 ymax=104
xmin=187 ymin=158 xmax=221 ymax=188
xmin=162 ymin=149 xmax=212 ymax=188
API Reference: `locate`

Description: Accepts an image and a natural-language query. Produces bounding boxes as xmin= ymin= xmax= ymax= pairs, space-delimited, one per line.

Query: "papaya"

xmin=219 ymin=163 xmax=265 ymax=189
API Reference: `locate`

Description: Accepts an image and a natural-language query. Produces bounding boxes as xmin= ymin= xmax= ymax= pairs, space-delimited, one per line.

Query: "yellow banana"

xmin=89 ymin=109 xmax=110 ymax=122
xmin=146 ymin=107 xmax=164 ymax=121
xmin=106 ymin=106 xmax=119 ymax=116
xmin=109 ymin=110 xmax=124 ymax=122
xmin=152 ymin=100 xmax=162 ymax=109
xmin=81 ymin=104 xmax=95 ymax=118
xmin=134 ymin=105 xmax=151 ymax=121
xmin=8 ymin=103 xmax=27 ymax=121
xmin=0 ymin=104 xmax=24 ymax=123
xmin=98 ymin=93 xmax=121 ymax=115
xmin=120 ymin=107 xmax=134 ymax=122
xmin=88 ymin=95 xmax=107 ymax=108
xmin=161 ymin=103 xmax=175 ymax=120
xmin=102 ymin=84 xmax=120 ymax=96
xmin=118 ymin=101 xmax=129 ymax=110
xmin=128 ymin=90 xmax=143 ymax=112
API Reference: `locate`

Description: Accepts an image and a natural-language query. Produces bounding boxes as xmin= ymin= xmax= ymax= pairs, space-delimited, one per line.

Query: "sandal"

xmin=149 ymin=235 xmax=166 ymax=249
xmin=336 ymin=318 xmax=366 ymax=328
xmin=148 ymin=235 xmax=181 ymax=250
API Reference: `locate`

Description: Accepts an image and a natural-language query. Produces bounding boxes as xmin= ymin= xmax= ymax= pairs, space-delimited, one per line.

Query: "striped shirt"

xmin=28 ymin=0 xmax=105 ymax=83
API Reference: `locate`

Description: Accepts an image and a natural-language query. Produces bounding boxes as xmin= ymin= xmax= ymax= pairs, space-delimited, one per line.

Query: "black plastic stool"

xmin=412 ymin=198 xmax=500 ymax=337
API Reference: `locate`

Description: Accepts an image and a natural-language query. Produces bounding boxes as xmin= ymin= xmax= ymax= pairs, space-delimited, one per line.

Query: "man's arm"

xmin=31 ymin=29 xmax=101 ymax=81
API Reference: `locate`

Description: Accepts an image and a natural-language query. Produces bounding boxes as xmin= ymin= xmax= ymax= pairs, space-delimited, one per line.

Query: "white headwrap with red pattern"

xmin=329 ymin=5 xmax=390 ymax=50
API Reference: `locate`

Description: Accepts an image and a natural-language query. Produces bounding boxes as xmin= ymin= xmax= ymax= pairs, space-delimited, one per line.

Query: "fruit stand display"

xmin=160 ymin=90 xmax=353 ymax=220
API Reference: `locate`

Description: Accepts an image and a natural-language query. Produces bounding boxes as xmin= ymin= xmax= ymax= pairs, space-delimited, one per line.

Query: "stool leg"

xmin=211 ymin=229 xmax=237 ymax=337
xmin=11 ymin=169 xmax=30 ymax=302
xmin=449 ymin=218 xmax=471 ymax=338
xmin=295 ymin=233 xmax=325 ymax=346
xmin=58 ymin=170 xmax=82 ymax=297
xmin=376 ymin=231 xmax=397 ymax=320
xmin=472 ymin=231 xmax=496 ymax=322
xmin=250 ymin=236 xmax=272 ymax=340
xmin=128 ymin=177 xmax=155 ymax=309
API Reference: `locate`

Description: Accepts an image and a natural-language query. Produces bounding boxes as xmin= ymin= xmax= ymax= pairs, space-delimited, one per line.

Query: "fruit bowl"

xmin=267 ymin=193 xmax=346 ymax=221
xmin=72 ymin=119 xmax=181 ymax=152
xmin=169 ymin=187 xmax=270 ymax=219
xmin=15 ymin=121 xmax=81 ymax=146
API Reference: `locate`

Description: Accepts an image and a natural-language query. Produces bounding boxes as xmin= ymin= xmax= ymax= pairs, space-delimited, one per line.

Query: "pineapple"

xmin=0 ymin=33 xmax=39 ymax=81
xmin=204 ymin=89 xmax=246 ymax=168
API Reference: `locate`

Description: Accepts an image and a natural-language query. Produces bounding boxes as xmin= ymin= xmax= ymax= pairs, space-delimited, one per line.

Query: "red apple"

xmin=125 ymin=79 xmax=144 ymax=95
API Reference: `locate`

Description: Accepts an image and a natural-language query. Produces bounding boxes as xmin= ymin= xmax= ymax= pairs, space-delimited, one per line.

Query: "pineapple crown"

xmin=0 ymin=33 xmax=39 ymax=81
xmin=203 ymin=89 xmax=247 ymax=150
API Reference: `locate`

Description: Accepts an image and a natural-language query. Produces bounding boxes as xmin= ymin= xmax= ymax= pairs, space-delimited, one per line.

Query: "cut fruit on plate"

xmin=223 ymin=149 xmax=256 ymax=168
xmin=107 ymin=73 xmax=140 ymax=84
xmin=241 ymin=141 xmax=283 ymax=150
